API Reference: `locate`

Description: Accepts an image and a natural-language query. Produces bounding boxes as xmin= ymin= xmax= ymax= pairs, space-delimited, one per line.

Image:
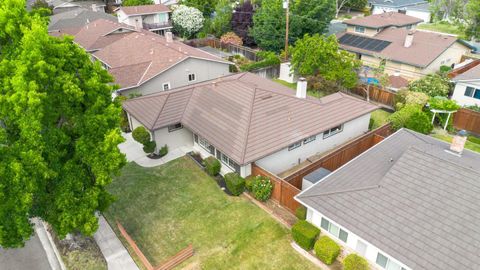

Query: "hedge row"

xmin=292 ymin=220 xmax=320 ymax=250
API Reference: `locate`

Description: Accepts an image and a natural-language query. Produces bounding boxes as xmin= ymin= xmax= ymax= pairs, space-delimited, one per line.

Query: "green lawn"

xmin=431 ymin=131 xmax=480 ymax=153
xmin=370 ymin=109 xmax=392 ymax=130
xmin=272 ymin=78 xmax=326 ymax=98
xmin=104 ymin=157 xmax=318 ymax=270
xmin=417 ymin=22 xmax=466 ymax=38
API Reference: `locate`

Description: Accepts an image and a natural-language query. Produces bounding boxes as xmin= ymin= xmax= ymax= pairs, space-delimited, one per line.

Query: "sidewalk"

xmin=94 ymin=215 xmax=139 ymax=270
xmin=118 ymin=132 xmax=191 ymax=167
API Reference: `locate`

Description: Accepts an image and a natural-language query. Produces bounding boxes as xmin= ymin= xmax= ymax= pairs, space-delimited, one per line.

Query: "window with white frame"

xmin=303 ymin=135 xmax=316 ymax=144
xmin=162 ymin=82 xmax=170 ymax=91
xmin=168 ymin=123 xmax=182 ymax=132
xmin=216 ymin=149 xmax=240 ymax=172
xmin=465 ymin=86 xmax=480 ymax=100
xmin=376 ymin=252 xmax=407 ymax=270
xmin=198 ymin=136 xmax=215 ymax=154
xmin=323 ymin=125 xmax=343 ymax=139
xmin=354 ymin=26 xmax=365 ymax=33
xmin=288 ymin=141 xmax=302 ymax=151
xmin=188 ymin=73 xmax=196 ymax=82
xmin=320 ymin=217 xmax=348 ymax=242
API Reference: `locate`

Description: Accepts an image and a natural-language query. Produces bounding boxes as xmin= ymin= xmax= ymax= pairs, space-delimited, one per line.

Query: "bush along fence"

xmin=184 ymin=37 xmax=259 ymax=61
xmin=453 ymin=108 xmax=480 ymax=135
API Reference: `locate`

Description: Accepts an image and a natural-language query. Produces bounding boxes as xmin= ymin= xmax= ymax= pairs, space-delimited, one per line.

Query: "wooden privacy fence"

xmin=117 ymin=221 xmax=194 ymax=270
xmin=185 ymin=37 xmax=259 ymax=61
xmin=251 ymin=164 xmax=301 ymax=214
xmin=453 ymin=108 xmax=480 ymax=135
xmin=284 ymin=124 xmax=393 ymax=189
xmin=347 ymin=85 xmax=396 ymax=109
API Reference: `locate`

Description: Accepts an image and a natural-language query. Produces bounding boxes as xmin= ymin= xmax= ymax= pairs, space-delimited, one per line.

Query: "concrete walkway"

xmin=94 ymin=215 xmax=139 ymax=270
xmin=119 ymin=132 xmax=191 ymax=167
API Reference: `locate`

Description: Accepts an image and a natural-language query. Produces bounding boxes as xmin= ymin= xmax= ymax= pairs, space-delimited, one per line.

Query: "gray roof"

xmin=297 ymin=129 xmax=480 ymax=270
xmin=123 ymin=73 xmax=378 ymax=165
xmin=304 ymin=167 xmax=331 ymax=184
xmin=48 ymin=8 xmax=116 ymax=31
xmin=368 ymin=0 xmax=427 ymax=8
xmin=327 ymin=22 xmax=347 ymax=36
xmin=452 ymin=64 xmax=480 ymax=82
xmin=406 ymin=2 xmax=430 ymax=11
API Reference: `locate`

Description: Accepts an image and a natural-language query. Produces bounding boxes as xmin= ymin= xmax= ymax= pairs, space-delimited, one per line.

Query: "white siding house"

xmin=451 ymin=64 xmax=480 ymax=106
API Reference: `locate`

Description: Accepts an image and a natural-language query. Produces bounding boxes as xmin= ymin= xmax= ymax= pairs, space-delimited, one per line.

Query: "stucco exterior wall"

xmin=255 ymin=113 xmax=371 ymax=175
xmin=153 ymin=125 xmax=193 ymax=151
xmin=452 ymin=81 xmax=480 ymax=106
xmin=120 ymin=57 xmax=230 ymax=96
xmin=423 ymin=42 xmax=471 ymax=74
xmin=346 ymin=25 xmax=379 ymax=37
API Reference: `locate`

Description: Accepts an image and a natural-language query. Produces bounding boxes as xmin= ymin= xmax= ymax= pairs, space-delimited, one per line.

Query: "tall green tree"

xmin=291 ymin=34 xmax=361 ymax=89
xmin=231 ymin=0 xmax=255 ymax=46
xmin=180 ymin=0 xmax=216 ymax=16
xmin=251 ymin=0 xmax=335 ymax=52
xmin=210 ymin=0 xmax=232 ymax=37
xmin=0 ymin=0 xmax=126 ymax=248
xmin=466 ymin=0 xmax=480 ymax=39
xmin=122 ymin=0 xmax=153 ymax=6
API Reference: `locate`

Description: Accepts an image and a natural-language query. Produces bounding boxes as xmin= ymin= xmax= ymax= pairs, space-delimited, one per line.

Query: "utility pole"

xmin=283 ymin=0 xmax=289 ymax=61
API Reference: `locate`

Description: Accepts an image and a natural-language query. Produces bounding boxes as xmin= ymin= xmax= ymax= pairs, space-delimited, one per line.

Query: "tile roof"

xmin=123 ymin=73 xmax=378 ymax=165
xmin=338 ymin=28 xmax=461 ymax=67
xmin=451 ymin=63 xmax=480 ymax=81
xmin=388 ymin=75 xmax=409 ymax=89
xmin=48 ymin=8 xmax=117 ymax=31
xmin=117 ymin=4 xmax=170 ymax=16
xmin=368 ymin=0 xmax=427 ymax=8
xmin=297 ymin=129 xmax=480 ymax=270
xmin=344 ymin=12 xmax=423 ymax=28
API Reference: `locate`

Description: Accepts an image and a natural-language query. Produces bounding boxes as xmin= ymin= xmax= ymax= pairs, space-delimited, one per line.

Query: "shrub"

xmin=389 ymin=105 xmax=433 ymax=134
xmin=343 ymin=253 xmax=370 ymax=270
xmin=291 ymin=220 xmax=320 ymax=250
xmin=132 ymin=126 xmax=151 ymax=145
xmin=142 ymin=140 xmax=156 ymax=154
xmin=439 ymin=65 xmax=452 ymax=73
xmin=204 ymin=156 xmax=221 ymax=176
xmin=245 ymin=176 xmax=255 ymax=191
xmin=314 ymin=236 xmax=341 ymax=265
xmin=408 ymin=74 xmax=451 ymax=97
xmin=220 ymin=32 xmax=243 ymax=45
xmin=295 ymin=206 xmax=307 ymax=220
xmin=239 ymin=51 xmax=280 ymax=72
xmin=251 ymin=176 xmax=273 ymax=201
xmin=468 ymin=135 xmax=480 ymax=145
xmin=225 ymin=172 xmax=245 ymax=196
xmin=158 ymin=144 xmax=168 ymax=157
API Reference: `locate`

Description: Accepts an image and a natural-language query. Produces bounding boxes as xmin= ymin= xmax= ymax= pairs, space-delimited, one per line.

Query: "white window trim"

xmin=162 ymin=82 xmax=171 ymax=91
xmin=188 ymin=73 xmax=196 ymax=82
xmin=354 ymin=26 xmax=365 ymax=33
xmin=303 ymin=135 xmax=316 ymax=144
xmin=323 ymin=125 xmax=344 ymax=139
xmin=288 ymin=141 xmax=302 ymax=151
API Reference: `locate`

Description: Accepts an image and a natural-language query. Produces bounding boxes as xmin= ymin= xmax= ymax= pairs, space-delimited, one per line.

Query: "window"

xmin=465 ymin=86 xmax=480 ymax=100
xmin=323 ymin=125 xmax=343 ymax=139
xmin=198 ymin=136 xmax=215 ymax=154
xmin=406 ymin=24 xmax=412 ymax=30
xmin=168 ymin=123 xmax=182 ymax=132
xmin=376 ymin=252 xmax=406 ymax=270
xmin=376 ymin=253 xmax=388 ymax=268
xmin=303 ymin=135 xmax=316 ymax=144
xmin=216 ymin=150 xmax=240 ymax=173
xmin=188 ymin=73 xmax=196 ymax=82
xmin=162 ymin=82 xmax=170 ymax=91
xmin=288 ymin=141 xmax=302 ymax=151
xmin=320 ymin=218 xmax=348 ymax=242
xmin=354 ymin=26 xmax=365 ymax=33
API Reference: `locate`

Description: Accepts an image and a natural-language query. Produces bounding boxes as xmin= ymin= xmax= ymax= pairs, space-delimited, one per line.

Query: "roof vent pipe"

xmin=404 ymin=31 xmax=414 ymax=48
xmin=449 ymin=130 xmax=468 ymax=155
xmin=165 ymin=31 xmax=173 ymax=43
xmin=296 ymin=77 xmax=307 ymax=99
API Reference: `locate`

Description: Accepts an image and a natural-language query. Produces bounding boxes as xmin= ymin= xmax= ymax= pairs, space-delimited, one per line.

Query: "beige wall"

xmin=346 ymin=25 xmax=379 ymax=37
xmin=424 ymin=42 xmax=471 ymax=74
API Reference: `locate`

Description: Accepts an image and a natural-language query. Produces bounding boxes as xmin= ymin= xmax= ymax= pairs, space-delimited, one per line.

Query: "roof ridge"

xmin=239 ymin=87 xmax=258 ymax=164
xmin=151 ymin=91 xmax=171 ymax=130
xmin=137 ymin=61 xmax=153 ymax=85
xmin=179 ymin=87 xmax=195 ymax=124
xmin=300 ymin=185 xmax=380 ymax=198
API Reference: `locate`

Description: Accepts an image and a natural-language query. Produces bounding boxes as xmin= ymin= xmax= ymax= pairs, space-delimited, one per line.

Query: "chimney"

xmin=165 ymin=31 xmax=173 ymax=43
xmin=296 ymin=77 xmax=307 ymax=99
xmin=449 ymin=130 xmax=468 ymax=155
xmin=404 ymin=31 xmax=414 ymax=48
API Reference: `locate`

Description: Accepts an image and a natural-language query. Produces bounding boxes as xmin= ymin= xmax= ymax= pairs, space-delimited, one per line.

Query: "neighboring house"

xmin=44 ymin=0 xmax=106 ymax=14
xmin=369 ymin=0 xmax=431 ymax=22
xmin=296 ymin=128 xmax=480 ymax=270
xmin=51 ymin=19 xmax=230 ymax=96
xmin=387 ymin=73 xmax=409 ymax=91
xmin=47 ymin=0 xmax=81 ymax=14
xmin=338 ymin=12 xmax=473 ymax=80
xmin=451 ymin=63 xmax=480 ymax=106
xmin=116 ymin=4 xmax=173 ymax=35
xmin=122 ymin=73 xmax=377 ymax=177
xmin=48 ymin=8 xmax=116 ymax=32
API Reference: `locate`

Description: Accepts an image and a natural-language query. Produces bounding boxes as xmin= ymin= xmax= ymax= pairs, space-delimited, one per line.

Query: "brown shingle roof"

xmin=123 ymin=73 xmax=378 ymax=165
xmin=338 ymin=28 xmax=462 ymax=67
xmin=388 ymin=75 xmax=409 ymax=89
xmin=71 ymin=19 xmax=136 ymax=51
xmin=344 ymin=12 xmax=423 ymax=28
xmin=117 ymin=4 xmax=170 ymax=15
xmin=451 ymin=62 xmax=480 ymax=81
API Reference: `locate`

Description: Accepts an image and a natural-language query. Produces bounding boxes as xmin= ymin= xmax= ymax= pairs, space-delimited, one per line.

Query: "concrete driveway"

xmin=0 ymin=232 xmax=53 ymax=270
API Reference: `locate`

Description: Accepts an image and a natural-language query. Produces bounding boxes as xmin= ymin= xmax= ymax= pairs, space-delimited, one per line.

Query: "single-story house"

xmin=48 ymin=8 xmax=116 ymax=32
xmin=116 ymin=4 xmax=173 ymax=35
xmin=122 ymin=73 xmax=378 ymax=177
xmin=296 ymin=128 xmax=480 ymax=270
xmin=451 ymin=63 xmax=480 ymax=106
xmin=368 ymin=0 xmax=431 ymax=22
xmin=51 ymin=19 xmax=231 ymax=97
xmin=338 ymin=14 xmax=473 ymax=80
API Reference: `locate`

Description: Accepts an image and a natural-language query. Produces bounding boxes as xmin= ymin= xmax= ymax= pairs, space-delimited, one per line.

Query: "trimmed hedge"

xmin=292 ymin=220 xmax=320 ymax=250
xmin=225 ymin=172 xmax=245 ymax=196
xmin=142 ymin=141 xmax=156 ymax=154
xmin=295 ymin=206 xmax=307 ymax=220
xmin=159 ymin=144 xmax=168 ymax=157
xmin=314 ymin=236 xmax=341 ymax=265
xmin=245 ymin=176 xmax=255 ymax=191
xmin=132 ymin=126 xmax=150 ymax=145
xmin=204 ymin=156 xmax=221 ymax=176
xmin=343 ymin=253 xmax=370 ymax=270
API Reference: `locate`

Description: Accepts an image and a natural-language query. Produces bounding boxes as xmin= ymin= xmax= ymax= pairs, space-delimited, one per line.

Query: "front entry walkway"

xmin=118 ymin=133 xmax=192 ymax=167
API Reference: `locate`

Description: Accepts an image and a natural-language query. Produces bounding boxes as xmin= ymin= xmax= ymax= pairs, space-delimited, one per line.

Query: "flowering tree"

xmin=220 ymin=32 xmax=243 ymax=45
xmin=172 ymin=5 xmax=204 ymax=39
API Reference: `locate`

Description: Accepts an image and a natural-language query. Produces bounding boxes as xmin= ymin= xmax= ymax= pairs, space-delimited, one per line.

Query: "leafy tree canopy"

xmin=0 ymin=0 xmax=125 ymax=248
xmin=466 ymin=0 xmax=480 ymax=39
xmin=231 ymin=0 xmax=255 ymax=46
xmin=408 ymin=73 xmax=451 ymax=97
xmin=251 ymin=0 xmax=335 ymax=52
xmin=122 ymin=0 xmax=153 ymax=6
xmin=172 ymin=5 xmax=204 ymax=38
xmin=180 ymin=0 xmax=215 ymax=16
xmin=210 ymin=0 xmax=232 ymax=37
xmin=291 ymin=34 xmax=361 ymax=89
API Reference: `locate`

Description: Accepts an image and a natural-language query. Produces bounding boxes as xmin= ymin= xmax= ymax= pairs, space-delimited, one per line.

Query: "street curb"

xmin=34 ymin=218 xmax=66 ymax=270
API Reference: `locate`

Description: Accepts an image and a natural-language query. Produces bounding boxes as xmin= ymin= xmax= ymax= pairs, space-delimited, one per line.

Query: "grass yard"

xmin=272 ymin=78 xmax=326 ymax=98
xmin=104 ymin=157 xmax=318 ymax=270
xmin=431 ymin=130 xmax=480 ymax=153
xmin=369 ymin=109 xmax=392 ymax=130
xmin=417 ymin=22 xmax=466 ymax=38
